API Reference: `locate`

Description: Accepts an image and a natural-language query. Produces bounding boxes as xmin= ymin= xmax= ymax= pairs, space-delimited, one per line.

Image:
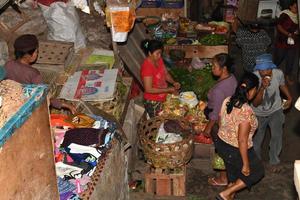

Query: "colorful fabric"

xmin=4 ymin=60 xmax=42 ymax=84
xmin=143 ymin=99 xmax=163 ymax=118
xmin=218 ymin=97 xmax=258 ymax=148
xmin=275 ymin=12 xmax=299 ymax=49
xmin=140 ymin=58 xmax=168 ymax=102
xmin=236 ymin=28 xmax=271 ymax=72
xmin=0 ymin=85 xmax=47 ymax=147
xmin=206 ymin=75 xmax=237 ymax=121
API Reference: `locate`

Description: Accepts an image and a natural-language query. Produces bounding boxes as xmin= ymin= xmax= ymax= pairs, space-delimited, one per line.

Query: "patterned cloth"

xmin=143 ymin=99 xmax=163 ymax=118
xmin=218 ymin=97 xmax=258 ymax=148
xmin=236 ymin=28 xmax=271 ymax=72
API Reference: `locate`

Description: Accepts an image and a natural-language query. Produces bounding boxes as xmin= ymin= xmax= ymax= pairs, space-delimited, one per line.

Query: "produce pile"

xmin=159 ymin=95 xmax=208 ymax=134
xmin=0 ymin=80 xmax=26 ymax=128
xmin=199 ymin=34 xmax=227 ymax=46
xmin=169 ymin=65 xmax=216 ymax=101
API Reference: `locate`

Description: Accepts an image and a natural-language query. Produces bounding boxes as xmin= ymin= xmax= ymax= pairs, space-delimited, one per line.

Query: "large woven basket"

xmin=138 ymin=116 xmax=194 ymax=169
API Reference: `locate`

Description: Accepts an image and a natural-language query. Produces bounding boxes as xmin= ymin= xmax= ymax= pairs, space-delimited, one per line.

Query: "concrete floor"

xmin=130 ymin=28 xmax=300 ymax=200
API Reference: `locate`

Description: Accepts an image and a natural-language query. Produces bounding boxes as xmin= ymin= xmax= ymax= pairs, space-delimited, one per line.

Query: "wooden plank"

xmin=172 ymin=176 xmax=185 ymax=196
xmin=156 ymin=178 xmax=171 ymax=196
xmin=136 ymin=7 xmax=184 ymax=17
xmin=0 ymin=101 xmax=59 ymax=200
xmin=164 ymin=45 xmax=228 ymax=58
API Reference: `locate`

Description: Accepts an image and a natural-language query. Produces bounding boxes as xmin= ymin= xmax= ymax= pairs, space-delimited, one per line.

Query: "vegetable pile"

xmin=199 ymin=34 xmax=226 ymax=46
xmin=169 ymin=65 xmax=216 ymax=100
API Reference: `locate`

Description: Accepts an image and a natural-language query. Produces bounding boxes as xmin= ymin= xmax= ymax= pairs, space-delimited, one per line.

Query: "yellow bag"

xmin=67 ymin=113 xmax=95 ymax=128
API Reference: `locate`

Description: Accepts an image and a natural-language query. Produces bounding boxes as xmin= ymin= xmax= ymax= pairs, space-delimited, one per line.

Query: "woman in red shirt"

xmin=274 ymin=1 xmax=299 ymax=84
xmin=140 ymin=39 xmax=180 ymax=117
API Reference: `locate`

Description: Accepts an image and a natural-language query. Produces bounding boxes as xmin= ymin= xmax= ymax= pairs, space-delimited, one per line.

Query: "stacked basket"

xmin=138 ymin=116 xmax=194 ymax=169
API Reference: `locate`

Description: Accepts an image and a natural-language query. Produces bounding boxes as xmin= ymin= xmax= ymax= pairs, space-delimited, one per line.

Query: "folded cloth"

xmin=61 ymin=128 xmax=107 ymax=148
xmin=55 ymin=162 xmax=84 ymax=179
xmin=68 ymin=143 xmax=102 ymax=158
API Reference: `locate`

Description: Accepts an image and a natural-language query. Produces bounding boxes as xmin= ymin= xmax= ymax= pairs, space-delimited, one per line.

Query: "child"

xmin=4 ymin=34 xmax=76 ymax=114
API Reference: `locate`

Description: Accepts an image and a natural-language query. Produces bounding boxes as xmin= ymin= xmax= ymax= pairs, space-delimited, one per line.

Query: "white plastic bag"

xmin=39 ymin=2 xmax=86 ymax=51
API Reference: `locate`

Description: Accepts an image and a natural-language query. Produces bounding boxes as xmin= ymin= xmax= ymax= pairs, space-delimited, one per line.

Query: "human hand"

xmin=173 ymin=82 xmax=181 ymax=90
xmin=283 ymin=99 xmax=292 ymax=110
xmin=262 ymin=76 xmax=271 ymax=88
xmin=63 ymin=103 xmax=77 ymax=115
xmin=242 ymin=164 xmax=250 ymax=176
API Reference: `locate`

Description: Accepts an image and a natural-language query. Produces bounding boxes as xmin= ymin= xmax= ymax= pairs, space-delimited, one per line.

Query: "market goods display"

xmin=0 ymin=80 xmax=26 ymax=128
xmin=199 ymin=34 xmax=227 ymax=46
xmin=169 ymin=65 xmax=216 ymax=101
xmin=138 ymin=116 xmax=194 ymax=169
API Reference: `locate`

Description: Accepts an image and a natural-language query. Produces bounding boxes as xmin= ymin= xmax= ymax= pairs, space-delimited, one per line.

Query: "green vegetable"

xmin=199 ymin=34 xmax=226 ymax=46
xmin=169 ymin=65 xmax=216 ymax=100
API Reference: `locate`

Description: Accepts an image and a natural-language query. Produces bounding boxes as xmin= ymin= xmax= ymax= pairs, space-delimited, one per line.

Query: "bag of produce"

xmin=212 ymin=153 xmax=226 ymax=170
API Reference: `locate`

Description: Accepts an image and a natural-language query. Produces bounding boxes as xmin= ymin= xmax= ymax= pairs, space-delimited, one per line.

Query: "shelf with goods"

xmin=135 ymin=0 xmax=187 ymax=17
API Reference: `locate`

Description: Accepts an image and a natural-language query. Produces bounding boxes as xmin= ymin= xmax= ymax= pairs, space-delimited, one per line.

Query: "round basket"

xmin=138 ymin=116 xmax=194 ymax=169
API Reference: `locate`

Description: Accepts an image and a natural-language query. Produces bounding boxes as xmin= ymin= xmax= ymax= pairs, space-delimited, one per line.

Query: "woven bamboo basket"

xmin=138 ymin=116 xmax=194 ymax=169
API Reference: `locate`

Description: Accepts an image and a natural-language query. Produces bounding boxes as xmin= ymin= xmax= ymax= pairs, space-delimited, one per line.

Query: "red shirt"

xmin=275 ymin=13 xmax=299 ymax=49
xmin=140 ymin=58 xmax=168 ymax=102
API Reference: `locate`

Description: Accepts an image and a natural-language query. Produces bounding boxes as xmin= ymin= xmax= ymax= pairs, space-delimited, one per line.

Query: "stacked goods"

xmin=0 ymin=80 xmax=26 ymax=128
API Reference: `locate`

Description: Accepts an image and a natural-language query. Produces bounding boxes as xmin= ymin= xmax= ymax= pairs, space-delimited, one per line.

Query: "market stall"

xmin=0 ymin=83 xmax=59 ymax=199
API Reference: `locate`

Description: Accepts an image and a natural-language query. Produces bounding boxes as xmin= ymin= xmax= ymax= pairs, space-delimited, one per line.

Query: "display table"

xmin=0 ymin=85 xmax=59 ymax=199
xmin=164 ymin=44 xmax=228 ymax=58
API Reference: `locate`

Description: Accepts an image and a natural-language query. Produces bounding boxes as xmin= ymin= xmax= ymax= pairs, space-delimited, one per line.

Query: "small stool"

xmin=144 ymin=166 xmax=186 ymax=196
xmin=257 ymin=0 xmax=279 ymax=19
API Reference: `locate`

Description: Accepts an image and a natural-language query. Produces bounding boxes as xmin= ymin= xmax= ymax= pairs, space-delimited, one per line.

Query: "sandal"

xmin=215 ymin=194 xmax=225 ymax=200
xmin=208 ymin=177 xmax=228 ymax=186
xmin=269 ymin=165 xmax=281 ymax=173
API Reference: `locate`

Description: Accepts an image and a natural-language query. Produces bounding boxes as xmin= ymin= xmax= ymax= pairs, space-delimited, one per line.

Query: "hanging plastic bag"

xmin=106 ymin=6 xmax=135 ymax=42
xmin=212 ymin=153 xmax=226 ymax=170
xmin=39 ymin=2 xmax=86 ymax=51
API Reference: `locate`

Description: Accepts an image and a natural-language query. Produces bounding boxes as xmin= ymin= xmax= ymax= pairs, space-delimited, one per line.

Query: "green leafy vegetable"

xmin=169 ymin=65 xmax=216 ymax=100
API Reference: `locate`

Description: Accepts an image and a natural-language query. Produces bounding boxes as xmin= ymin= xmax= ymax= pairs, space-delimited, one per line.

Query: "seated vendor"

xmin=4 ymin=34 xmax=76 ymax=114
xmin=140 ymin=39 xmax=180 ymax=118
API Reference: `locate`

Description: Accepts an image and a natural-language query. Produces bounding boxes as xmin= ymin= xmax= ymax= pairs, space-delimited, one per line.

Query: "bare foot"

xmin=208 ymin=177 xmax=228 ymax=186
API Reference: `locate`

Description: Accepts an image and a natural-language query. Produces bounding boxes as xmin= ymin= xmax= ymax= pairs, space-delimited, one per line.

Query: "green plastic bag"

xmin=212 ymin=153 xmax=226 ymax=170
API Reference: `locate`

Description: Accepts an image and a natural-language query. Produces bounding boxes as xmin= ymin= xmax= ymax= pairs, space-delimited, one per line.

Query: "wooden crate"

xmin=37 ymin=40 xmax=74 ymax=65
xmin=164 ymin=44 xmax=228 ymax=59
xmin=145 ymin=166 xmax=186 ymax=196
xmin=136 ymin=7 xmax=184 ymax=17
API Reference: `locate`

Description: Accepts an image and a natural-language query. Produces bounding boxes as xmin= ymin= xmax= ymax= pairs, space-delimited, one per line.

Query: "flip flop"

xmin=208 ymin=177 xmax=228 ymax=186
xmin=215 ymin=194 xmax=225 ymax=200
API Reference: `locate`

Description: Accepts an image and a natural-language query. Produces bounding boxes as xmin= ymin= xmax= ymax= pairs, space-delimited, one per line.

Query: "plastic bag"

xmin=39 ymin=2 xmax=86 ymax=51
xmin=212 ymin=153 xmax=226 ymax=170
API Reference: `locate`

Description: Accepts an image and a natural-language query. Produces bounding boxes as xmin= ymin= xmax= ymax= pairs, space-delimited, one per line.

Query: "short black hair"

xmin=15 ymin=48 xmax=37 ymax=60
xmin=141 ymin=39 xmax=163 ymax=55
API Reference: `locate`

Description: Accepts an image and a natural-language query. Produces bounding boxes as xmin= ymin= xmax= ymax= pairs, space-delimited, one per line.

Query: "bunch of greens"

xmin=169 ymin=65 xmax=216 ymax=100
xmin=199 ymin=34 xmax=226 ymax=46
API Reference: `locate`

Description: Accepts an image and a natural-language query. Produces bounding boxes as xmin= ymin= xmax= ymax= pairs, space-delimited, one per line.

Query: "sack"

xmin=212 ymin=153 xmax=226 ymax=170
xmin=39 ymin=2 xmax=86 ymax=51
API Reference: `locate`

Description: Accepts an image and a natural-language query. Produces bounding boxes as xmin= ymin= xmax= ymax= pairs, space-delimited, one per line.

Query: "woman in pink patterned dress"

xmin=215 ymin=73 xmax=264 ymax=200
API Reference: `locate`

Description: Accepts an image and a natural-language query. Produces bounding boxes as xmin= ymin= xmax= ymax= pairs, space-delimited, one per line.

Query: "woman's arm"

xmin=203 ymin=119 xmax=217 ymax=137
xmin=165 ymin=70 xmax=181 ymax=90
xmin=143 ymin=76 xmax=175 ymax=94
xmin=238 ymin=121 xmax=251 ymax=176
